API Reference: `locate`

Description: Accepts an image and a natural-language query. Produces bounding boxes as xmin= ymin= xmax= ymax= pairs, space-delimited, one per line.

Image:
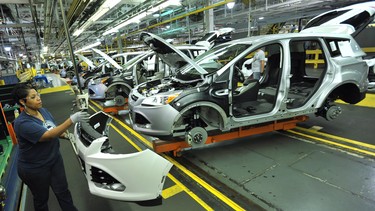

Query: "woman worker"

xmin=12 ymin=83 xmax=89 ymax=211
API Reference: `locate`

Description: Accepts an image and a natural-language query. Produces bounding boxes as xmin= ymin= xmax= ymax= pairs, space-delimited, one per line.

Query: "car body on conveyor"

xmin=72 ymin=51 xmax=146 ymax=88
xmin=87 ymin=45 xmax=209 ymax=105
xmin=87 ymin=28 xmax=235 ymax=106
xmin=128 ymin=4 xmax=374 ymax=145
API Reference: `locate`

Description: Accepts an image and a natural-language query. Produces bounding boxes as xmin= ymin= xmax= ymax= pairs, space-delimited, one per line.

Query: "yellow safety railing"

xmin=305 ymin=49 xmax=325 ymax=69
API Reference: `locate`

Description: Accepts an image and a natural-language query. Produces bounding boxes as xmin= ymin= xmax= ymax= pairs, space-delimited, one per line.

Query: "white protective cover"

xmin=72 ymin=119 xmax=173 ymax=201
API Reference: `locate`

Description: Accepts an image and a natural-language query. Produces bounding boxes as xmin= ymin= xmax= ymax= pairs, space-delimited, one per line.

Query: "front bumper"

xmin=128 ymin=92 xmax=180 ymax=137
xmin=72 ymin=111 xmax=172 ymax=202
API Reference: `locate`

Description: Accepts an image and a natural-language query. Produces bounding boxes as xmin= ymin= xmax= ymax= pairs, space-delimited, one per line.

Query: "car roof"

xmin=222 ymin=32 xmax=354 ymax=47
xmin=175 ymin=45 xmax=209 ymax=50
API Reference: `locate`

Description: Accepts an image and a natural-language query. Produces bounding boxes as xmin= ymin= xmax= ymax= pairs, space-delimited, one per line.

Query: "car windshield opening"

xmin=176 ymin=43 xmax=251 ymax=81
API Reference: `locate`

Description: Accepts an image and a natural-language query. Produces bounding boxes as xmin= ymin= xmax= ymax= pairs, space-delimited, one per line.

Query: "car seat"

xmin=261 ymin=53 xmax=281 ymax=87
xmin=233 ymin=79 xmax=260 ymax=102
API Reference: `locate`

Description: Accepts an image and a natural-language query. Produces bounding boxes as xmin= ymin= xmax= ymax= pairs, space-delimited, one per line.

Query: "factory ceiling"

xmin=0 ymin=0 xmax=371 ymax=61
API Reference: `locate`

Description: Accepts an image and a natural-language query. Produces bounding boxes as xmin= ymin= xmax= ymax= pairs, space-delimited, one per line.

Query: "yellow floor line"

xmin=88 ymin=102 xmax=243 ymax=210
xmin=287 ymin=130 xmax=375 ymax=157
xmin=163 ymin=154 xmax=246 ymax=211
xmin=110 ymin=121 xmax=214 ymax=210
xmin=167 ymin=174 xmax=214 ymax=211
xmin=110 ymin=124 xmax=143 ymax=152
xmin=295 ymin=126 xmax=375 ymax=150
xmin=89 ymin=100 xmax=153 ymax=148
xmin=162 ymin=184 xmax=184 ymax=199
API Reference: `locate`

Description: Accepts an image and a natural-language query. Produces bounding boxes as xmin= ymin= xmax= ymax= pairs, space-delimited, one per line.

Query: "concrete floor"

xmin=22 ymin=76 xmax=375 ymax=211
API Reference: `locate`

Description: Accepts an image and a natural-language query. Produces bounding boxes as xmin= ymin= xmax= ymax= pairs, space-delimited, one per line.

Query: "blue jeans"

xmin=18 ymin=155 xmax=77 ymax=211
xmin=253 ymin=72 xmax=261 ymax=80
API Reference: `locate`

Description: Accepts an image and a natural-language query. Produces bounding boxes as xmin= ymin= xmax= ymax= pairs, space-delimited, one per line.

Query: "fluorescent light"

xmin=4 ymin=47 xmax=11 ymax=51
xmin=92 ymin=0 xmax=121 ymax=21
xmin=74 ymin=0 xmax=121 ymax=37
xmin=226 ymin=2 xmax=235 ymax=9
xmin=73 ymin=29 xmax=84 ymax=37
xmin=259 ymin=17 xmax=264 ymax=20
xmin=74 ymin=41 xmax=101 ymax=53
xmin=103 ymin=0 xmax=181 ymax=36
xmin=92 ymin=8 xmax=109 ymax=22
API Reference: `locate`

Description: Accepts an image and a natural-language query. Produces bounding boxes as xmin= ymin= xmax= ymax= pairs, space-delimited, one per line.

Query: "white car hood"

xmin=302 ymin=2 xmax=375 ymax=36
xmin=75 ymin=54 xmax=96 ymax=69
xmin=140 ymin=32 xmax=207 ymax=74
xmin=92 ymin=48 xmax=123 ymax=70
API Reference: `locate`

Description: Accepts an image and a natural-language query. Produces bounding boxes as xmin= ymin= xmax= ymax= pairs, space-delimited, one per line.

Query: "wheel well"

xmin=329 ymin=83 xmax=361 ymax=104
xmin=177 ymin=106 xmax=224 ymax=128
xmin=198 ymin=106 xmax=224 ymax=129
xmin=106 ymin=83 xmax=130 ymax=95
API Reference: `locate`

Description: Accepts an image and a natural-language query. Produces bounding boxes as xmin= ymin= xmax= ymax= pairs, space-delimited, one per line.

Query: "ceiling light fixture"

xmin=226 ymin=2 xmax=235 ymax=9
xmin=103 ymin=0 xmax=181 ymax=36
xmin=4 ymin=47 xmax=11 ymax=51
xmin=73 ymin=0 xmax=121 ymax=37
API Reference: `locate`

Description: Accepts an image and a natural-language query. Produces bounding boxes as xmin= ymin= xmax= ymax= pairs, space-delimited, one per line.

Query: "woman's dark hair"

xmin=12 ymin=83 xmax=36 ymax=106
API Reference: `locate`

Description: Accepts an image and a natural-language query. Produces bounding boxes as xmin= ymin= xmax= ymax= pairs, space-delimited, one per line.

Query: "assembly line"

xmin=1 ymin=0 xmax=375 ymax=211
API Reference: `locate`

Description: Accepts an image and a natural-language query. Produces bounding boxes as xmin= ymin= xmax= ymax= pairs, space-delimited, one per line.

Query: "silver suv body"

xmin=128 ymin=29 xmax=370 ymax=142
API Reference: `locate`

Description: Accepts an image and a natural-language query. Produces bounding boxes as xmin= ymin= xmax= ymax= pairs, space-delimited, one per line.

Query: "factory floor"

xmin=21 ymin=74 xmax=375 ymax=211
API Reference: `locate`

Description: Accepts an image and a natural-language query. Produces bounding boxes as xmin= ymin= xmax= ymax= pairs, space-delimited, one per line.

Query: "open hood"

xmin=75 ymin=54 xmax=96 ymax=69
xmin=140 ymin=32 xmax=206 ymax=74
xmin=92 ymin=48 xmax=123 ymax=70
xmin=302 ymin=2 xmax=375 ymax=37
xmin=195 ymin=27 xmax=234 ymax=48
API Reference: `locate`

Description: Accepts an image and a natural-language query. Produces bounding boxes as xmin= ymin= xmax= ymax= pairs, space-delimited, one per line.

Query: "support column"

xmin=117 ymin=32 xmax=123 ymax=53
xmin=58 ymin=0 xmax=82 ymax=94
xmin=204 ymin=0 xmax=214 ymax=33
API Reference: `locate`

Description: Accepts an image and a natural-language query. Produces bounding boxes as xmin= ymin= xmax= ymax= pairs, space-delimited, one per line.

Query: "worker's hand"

xmin=60 ymin=131 xmax=71 ymax=140
xmin=70 ymin=111 xmax=90 ymax=124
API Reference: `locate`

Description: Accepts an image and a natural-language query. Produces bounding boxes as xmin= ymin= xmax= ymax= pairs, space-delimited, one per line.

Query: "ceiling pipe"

xmin=28 ymin=0 xmax=42 ymax=64
xmin=15 ymin=4 xmax=31 ymax=62
xmin=58 ymin=0 xmax=83 ymax=94
xmin=53 ymin=0 xmax=93 ymax=54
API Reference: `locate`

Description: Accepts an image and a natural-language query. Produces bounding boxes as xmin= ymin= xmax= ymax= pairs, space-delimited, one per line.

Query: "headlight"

xmin=142 ymin=92 xmax=181 ymax=106
xmin=101 ymin=76 xmax=109 ymax=84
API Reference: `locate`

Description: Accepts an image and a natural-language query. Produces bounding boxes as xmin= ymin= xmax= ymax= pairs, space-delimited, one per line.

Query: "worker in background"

xmin=252 ymin=48 xmax=265 ymax=80
xmin=12 ymin=83 xmax=89 ymax=211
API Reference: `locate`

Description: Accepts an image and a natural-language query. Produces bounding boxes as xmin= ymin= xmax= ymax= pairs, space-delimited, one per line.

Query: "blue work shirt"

xmin=14 ymin=108 xmax=60 ymax=169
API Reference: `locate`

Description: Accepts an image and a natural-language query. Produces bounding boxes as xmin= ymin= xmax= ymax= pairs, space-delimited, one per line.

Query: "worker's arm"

xmin=260 ymin=60 xmax=265 ymax=73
